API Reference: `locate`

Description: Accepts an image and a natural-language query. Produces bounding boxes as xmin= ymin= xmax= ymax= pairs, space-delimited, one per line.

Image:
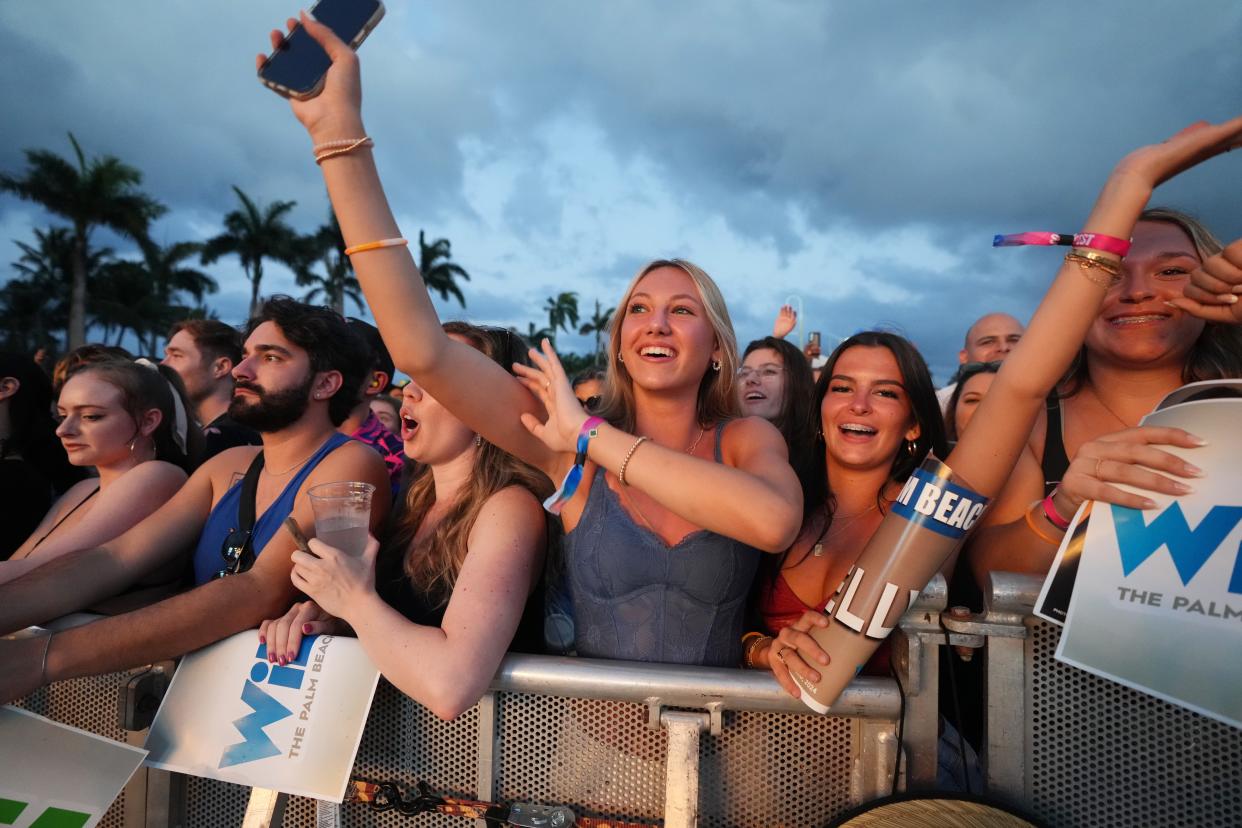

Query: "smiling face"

xmin=399 ymin=333 xmax=478 ymax=465
xmin=1085 ymin=220 xmax=1206 ymax=371
xmin=55 ymin=372 xmax=146 ymax=468
xmin=952 ymin=370 xmax=996 ymax=439
xmin=738 ymin=347 xmax=786 ymax=421
xmin=617 ymin=265 xmax=721 ymax=396
xmin=820 ymin=345 xmax=920 ymax=472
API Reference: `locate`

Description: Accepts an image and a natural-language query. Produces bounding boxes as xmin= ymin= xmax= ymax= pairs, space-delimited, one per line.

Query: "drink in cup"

xmin=307 ymin=481 xmax=376 ymax=558
xmin=789 ymin=457 xmax=990 ymax=713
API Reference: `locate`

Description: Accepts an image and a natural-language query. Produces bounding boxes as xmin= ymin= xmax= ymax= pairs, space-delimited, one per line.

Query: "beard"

xmin=228 ymin=374 xmax=314 ymax=433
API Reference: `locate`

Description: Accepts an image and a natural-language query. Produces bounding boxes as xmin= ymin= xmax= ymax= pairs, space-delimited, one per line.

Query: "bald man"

xmin=937 ymin=312 xmax=1025 ymax=410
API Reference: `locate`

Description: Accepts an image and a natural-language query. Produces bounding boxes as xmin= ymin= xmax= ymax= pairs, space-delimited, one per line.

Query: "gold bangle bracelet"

xmin=743 ymin=634 xmax=772 ymax=668
xmin=617 ymin=435 xmax=650 ymax=486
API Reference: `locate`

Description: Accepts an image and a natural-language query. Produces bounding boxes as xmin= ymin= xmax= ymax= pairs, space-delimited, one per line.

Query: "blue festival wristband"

xmin=543 ymin=417 xmax=605 ymax=515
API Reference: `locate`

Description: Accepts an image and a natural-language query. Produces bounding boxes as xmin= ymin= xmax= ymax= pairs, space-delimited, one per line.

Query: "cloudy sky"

xmin=2 ymin=1 xmax=1240 ymax=382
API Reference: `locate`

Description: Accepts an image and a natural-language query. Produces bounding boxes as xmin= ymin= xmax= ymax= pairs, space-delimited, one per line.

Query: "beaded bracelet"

xmin=617 ymin=436 xmax=650 ymax=486
xmin=314 ymin=136 xmax=374 ymax=164
xmin=742 ymin=633 xmax=771 ymax=668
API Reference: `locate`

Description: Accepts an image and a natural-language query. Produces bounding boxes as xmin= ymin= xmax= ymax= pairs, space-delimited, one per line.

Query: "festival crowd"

xmin=3 ymin=15 xmax=1242 ymax=795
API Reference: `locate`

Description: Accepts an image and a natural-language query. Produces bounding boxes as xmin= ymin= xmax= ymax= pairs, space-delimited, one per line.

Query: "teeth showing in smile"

xmin=640 ymin=346 xmax=674 ymax=357
xmin=745 ymin=392 xmax=766 ymax=401
xmin=839 ymin=423 xmax=877 ymax=434
xmin=1110 ymin=314 xmax=1169 ymax=325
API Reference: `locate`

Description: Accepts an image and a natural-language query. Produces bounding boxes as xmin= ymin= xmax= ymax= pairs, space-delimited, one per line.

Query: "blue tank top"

xmin=192 ymin=433 xmax=352 ymax=585
xmin=562 ymin=422 xmax=761 ymax=667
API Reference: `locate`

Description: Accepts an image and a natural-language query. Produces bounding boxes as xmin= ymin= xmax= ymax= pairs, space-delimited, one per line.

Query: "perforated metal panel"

xmin=15 ymin=671 xmax=133 ymax=828
xmin=1026 ymin=619 xmax=1242 ymax=828
xmin=186 ymin=679 xmax=862 ymax=827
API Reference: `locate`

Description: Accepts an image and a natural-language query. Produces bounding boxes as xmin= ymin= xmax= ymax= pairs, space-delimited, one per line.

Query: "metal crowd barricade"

xmin=11 ymin=580 xmax=951 ymax=828
xmin=958 ymin=571 xmax=1242 ymax=828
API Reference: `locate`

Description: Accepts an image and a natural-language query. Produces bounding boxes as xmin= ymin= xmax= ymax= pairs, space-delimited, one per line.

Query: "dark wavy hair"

xmin=0 ymin=351 xmax=84 ymax=494
xmin=741 ymin=336 xmax=815 ymax=462
xmin=245 ymin=297 xmax=369 ymax=426
xmin=797 ymin=331 xmax=948 ymax=520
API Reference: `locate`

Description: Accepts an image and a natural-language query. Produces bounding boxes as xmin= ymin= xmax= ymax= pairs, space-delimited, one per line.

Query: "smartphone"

xmin=259 ymin=0 xmax=385 ymax=100
xmin=808 ymin=331 xmax=821 ymax=348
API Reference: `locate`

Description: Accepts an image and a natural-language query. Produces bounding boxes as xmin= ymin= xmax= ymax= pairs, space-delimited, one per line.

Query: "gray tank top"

xmin=562 ymin=422 xmax=761 ymax=667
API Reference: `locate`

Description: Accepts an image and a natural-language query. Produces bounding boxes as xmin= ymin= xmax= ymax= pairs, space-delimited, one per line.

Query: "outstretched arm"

xmin=262 ymin=15 xmax=556 ymax=478
xmin=947 ymin=116 xmax=1242 ymax=498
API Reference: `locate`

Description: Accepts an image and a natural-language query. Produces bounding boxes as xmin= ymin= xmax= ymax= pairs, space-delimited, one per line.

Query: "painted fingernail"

xmin=1183 ymin=463 xmax=1204 ymax=477
xmin=286 ymin=652 xmax=295 ymax=662
xmin=302 ymin=623 xmax=313 ymax=634
xmin=1217 ymin=294 xmax=1239 ymax=304
xmin=1172 ymin=482 xmax=1194 ymax=495
xmin=258 ymin=635 xmax=266 ymax=644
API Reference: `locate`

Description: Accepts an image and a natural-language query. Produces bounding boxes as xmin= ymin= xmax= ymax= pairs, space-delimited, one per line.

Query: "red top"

xmin=758 ymin=572 xmax=891 ymax=676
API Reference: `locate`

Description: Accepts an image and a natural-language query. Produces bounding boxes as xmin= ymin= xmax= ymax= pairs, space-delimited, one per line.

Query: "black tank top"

xmin=1041 ymin=395 xmax=1071 ymax=495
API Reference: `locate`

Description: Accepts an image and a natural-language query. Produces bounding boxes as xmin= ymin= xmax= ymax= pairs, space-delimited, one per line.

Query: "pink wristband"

xmin=1072 ymin=232 xmax=1130 ymax=258
xmin=1041 ymin=492 xmax=1071 ymax=531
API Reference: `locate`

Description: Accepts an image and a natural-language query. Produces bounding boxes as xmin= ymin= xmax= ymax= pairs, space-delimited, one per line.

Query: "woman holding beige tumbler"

xmin=746 ymin=118 xmax=1242 ymax=710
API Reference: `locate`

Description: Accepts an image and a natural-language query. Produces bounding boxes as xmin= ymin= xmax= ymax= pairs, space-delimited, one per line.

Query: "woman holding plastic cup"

xmin=746 ymin=120 xmax=1242 ymax=709
xmin=259 ymin=324 xmax=550 ymax=719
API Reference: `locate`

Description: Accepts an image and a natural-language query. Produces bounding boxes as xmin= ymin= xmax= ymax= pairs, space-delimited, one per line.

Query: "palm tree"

xmin=417 ymin=230 xmax=470 ymax=308
xmin=543 ymin=291 xmax=580 ymax=345
xmin=0 ymin=133 xmax=166 ymax=348
xmin=522 ymin=321 xmax=555 ymax=345
xmin=298 ymin=211 xmax=363 ymax=316
xmin=136 ymin=239 xmax=217 ymax=352
xmin=7 ymin=227 xmax=113 ymax=348
xmin=200 ymin=186 xmax=307 ymax=318
xmin=578 ymin=299 xmax=615 ymax=365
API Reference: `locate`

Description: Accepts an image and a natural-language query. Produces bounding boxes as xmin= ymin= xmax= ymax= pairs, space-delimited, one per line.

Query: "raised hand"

xmin=772 ymin=304 xmax=797 ymax=339
xmin=1051 ymin=425 xmax=1206 ymax=515
xmin=513 ymin=339 xmax=591 ymax=456
xmin=1166 ymin=238 xmax=1242 ymax=324
xmin=1107 ymin=116 xmax=1242 ymax=194
xmin=257 ymin=11 xmax=365 ymax=141
xmin=289 ymin=534 xmax=379 ymax=621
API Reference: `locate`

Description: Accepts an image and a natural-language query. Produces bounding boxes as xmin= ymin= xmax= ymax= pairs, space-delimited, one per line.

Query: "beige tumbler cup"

xmin=790 ymin=456 xmax=989 ymax=713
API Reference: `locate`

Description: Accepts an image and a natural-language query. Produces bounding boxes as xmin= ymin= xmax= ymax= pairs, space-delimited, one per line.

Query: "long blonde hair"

xmin=390 ymin=322 xmax=552 ymax=606
xmin=594 ymin=258 xmax=742 ymax=432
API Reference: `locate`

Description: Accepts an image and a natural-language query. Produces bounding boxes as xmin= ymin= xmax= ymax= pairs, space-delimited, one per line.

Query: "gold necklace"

xmin=264 ymin=446 xmax=320 ymax=476
xmin=810 ymin=503 xmax=879 ymax=557
xmin=614 ymin=424 xmax=708 ymax=535
xmin=1088 ymin=385 xmax=1135 ymax=429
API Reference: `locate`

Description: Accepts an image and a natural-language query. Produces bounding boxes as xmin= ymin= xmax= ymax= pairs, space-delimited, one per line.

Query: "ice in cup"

xmin=789 ymin=457 xmax=990 ymax=713
xmin=307 ymin=481 xmax=376 ymax=558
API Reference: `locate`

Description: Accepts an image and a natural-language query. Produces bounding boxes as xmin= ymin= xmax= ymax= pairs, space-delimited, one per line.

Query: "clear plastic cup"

xmin=307 ymin=481 xmax=376 ymax=558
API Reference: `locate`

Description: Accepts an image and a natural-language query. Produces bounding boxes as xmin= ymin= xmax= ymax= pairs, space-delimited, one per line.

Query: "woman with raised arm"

xmin=262 ymin=14 xmax=802 ymax=667
xmin=0 ymin=359 xmax=199 ymax=585
xmin=742 ymin=119 xmax=1242 ymax=700
xmin=964 ymin=207 xmax=1242 ymax=593
xmin=260 ymin=324 xmax=549 ymax=720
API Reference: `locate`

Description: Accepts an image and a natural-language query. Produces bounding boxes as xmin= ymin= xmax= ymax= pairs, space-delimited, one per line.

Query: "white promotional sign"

xmin=1056 ymin=382 xmax=1242 ymax=729
xmin=144 ymin=631 xmax=380 ymax=801
xmin=0 ymin=705 xmax=148 ymax=828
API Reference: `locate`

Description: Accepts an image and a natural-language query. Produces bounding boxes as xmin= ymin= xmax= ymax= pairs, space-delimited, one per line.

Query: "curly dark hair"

xmin=245 ymin=297 xmax=369 ymax=426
